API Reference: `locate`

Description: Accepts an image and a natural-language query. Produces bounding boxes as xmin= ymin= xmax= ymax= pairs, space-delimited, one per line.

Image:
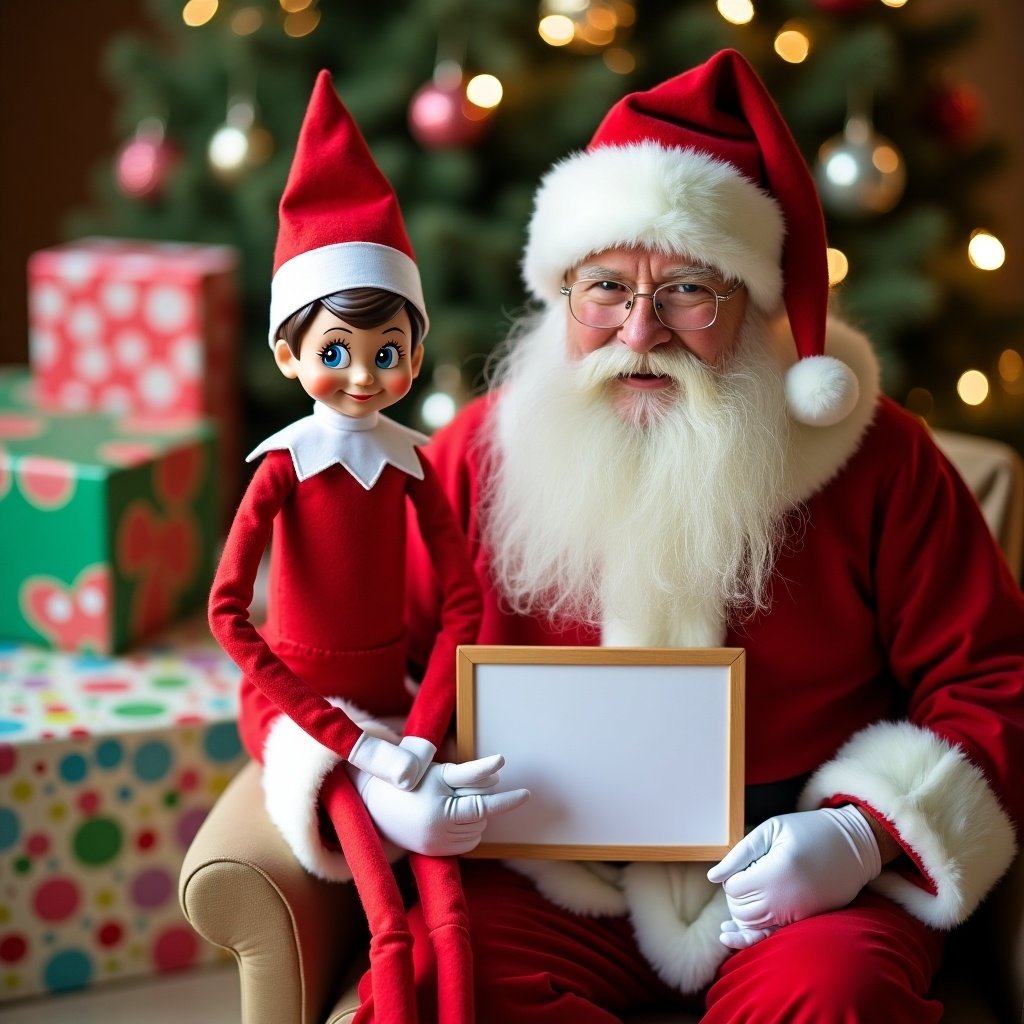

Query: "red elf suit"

xmin=209 ymin=71 xmax=482 ymax=1024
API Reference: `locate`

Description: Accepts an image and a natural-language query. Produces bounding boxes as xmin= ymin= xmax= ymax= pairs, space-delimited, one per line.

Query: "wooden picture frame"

xmin=456 ymin=645 xmax=745 ymax=861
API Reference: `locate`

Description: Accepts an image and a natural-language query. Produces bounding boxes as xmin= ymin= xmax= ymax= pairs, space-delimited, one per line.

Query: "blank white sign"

xmin=456 ymin=646 xmax=744 ymax=861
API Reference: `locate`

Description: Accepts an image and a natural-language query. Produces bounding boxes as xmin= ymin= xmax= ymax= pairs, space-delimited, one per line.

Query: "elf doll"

xmin=209 ymin=72 xmax=484 ymax=1023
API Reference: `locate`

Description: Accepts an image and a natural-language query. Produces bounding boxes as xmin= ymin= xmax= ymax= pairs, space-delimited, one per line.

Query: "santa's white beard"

xmin=481 ymin=306 xmax=793 ymax=646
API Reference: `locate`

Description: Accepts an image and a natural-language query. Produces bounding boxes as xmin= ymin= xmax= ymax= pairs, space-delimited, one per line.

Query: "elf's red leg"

xmin=408 ymin=853 xmax=473 ymax=1024
xmin=320 ymin=766 xmax=416 ymax=1024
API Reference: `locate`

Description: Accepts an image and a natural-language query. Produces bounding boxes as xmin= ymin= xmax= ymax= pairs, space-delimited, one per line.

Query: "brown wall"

xmin=2 ymin=2 xmax=1022 ymax=371
xmin=0 ymin=1 xmax=151 ymax=367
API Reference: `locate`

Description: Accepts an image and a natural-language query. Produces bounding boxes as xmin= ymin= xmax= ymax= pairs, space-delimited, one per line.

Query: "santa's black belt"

xmin=744 ymin=773 xmax=811 ymax=826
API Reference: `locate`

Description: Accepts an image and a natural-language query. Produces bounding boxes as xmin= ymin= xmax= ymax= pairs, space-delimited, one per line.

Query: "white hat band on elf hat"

xmin=269 ymin=70 xmax=428 ymax=345
xmin=523 ymin=49 xmax=858 ymax=427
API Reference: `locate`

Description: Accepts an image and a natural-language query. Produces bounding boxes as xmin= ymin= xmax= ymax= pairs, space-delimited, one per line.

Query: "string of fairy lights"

xmin=116 ymin=0 xmax=1021 ymax=420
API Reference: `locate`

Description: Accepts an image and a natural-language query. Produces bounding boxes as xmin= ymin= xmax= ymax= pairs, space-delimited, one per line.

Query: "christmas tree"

xmin=69 ymin=0 xmax=1023 ymax=452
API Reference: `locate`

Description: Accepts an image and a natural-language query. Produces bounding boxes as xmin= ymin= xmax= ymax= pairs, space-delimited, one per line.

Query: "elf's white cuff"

xmin=262 ymin=699 xmax=404 ymax=882
xmin=799 ymin=720 xmax=1017 ymax=929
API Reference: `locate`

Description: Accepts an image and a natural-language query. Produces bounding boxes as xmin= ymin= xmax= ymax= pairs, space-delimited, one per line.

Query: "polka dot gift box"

xmin=0 ymin=369 xmax=217 ymax=654
xmin=0 ymin=613 xmax=245 ymax=1000
xmin=27 ymin=237 xmax=240 ymax=500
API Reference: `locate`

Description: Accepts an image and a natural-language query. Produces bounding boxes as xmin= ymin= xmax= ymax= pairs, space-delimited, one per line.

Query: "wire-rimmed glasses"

xmin=560 ymin=278 xmax=742 ymax=332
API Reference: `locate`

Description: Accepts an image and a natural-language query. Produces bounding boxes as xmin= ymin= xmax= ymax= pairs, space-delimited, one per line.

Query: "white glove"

xmin=351 ymin=754 xmax=530 ymax=856
xmin=347 ymin=732 xmax=436 ymax=791
xmin=706 ymin=805 xmax=882 ymax=950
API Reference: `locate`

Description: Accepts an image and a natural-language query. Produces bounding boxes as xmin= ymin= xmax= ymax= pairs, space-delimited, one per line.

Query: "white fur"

xmin=799 ymin=720 xmax=1017 ymax=928
xmin=261 ymin=699 xmax=403 ymax=882
xmin=484 ymin=306 xmax=793 ymax=641
xmin=785 ymin=354 xmax=860 ymax=426
xmin=778 ymin=316 xmax=881 ymax=504
xmin=523 ymin=143 xmax=785 ymax=312
xmin=503 ymin=859 xmax=628 ymax=916
xmin=621 ymin=862 xmax=731 ymax=993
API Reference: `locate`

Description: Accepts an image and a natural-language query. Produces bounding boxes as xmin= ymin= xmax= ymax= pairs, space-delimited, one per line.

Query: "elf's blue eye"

xmin=320 ymin=343 xmax=350 ymax=369
xmin=375 ymin=344 xmax=402 ymax=369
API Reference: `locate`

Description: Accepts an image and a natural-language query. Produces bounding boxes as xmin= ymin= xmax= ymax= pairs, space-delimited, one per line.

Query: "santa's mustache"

xmin=573 ymin=344 xmax=713 ymax=390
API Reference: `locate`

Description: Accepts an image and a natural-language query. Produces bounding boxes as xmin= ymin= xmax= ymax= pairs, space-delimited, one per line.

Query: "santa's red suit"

xmin=403 ymin=317 xmax=1024 ymax=1021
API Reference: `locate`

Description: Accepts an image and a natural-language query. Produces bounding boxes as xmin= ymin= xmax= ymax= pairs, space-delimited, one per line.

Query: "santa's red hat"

xmin=269 ymin=70 xmax=428 ymax=344
xmin=523 ymin=49 xmax=858 ymax=426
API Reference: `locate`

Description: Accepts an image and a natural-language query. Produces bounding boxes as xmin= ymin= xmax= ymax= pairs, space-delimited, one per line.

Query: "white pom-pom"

xmin=784 ymin=355 xmax=859 ymax=426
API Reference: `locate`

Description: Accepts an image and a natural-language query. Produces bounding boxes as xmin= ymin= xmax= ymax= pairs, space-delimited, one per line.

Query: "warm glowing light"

xmin=278 ymin=0 xmax=312 ymax=11
xmin=872 ymin=144 xmax=900 ymax=174
xmin=968 ymin=230 xmax=1005 ymax=271
xmin=465 ymin=74 xmax=503 ymax=109
xmin=999 ymin=349 xmax=1023 ymax=382
xmin=822 ymin=150 xmax=858 ymax=187
xmin=716 ymin=0 xmax=754 ymax=26
xmin=587 ymin=6 xmax=618 ymax=31
xmin=182 ymin=0 xmax=218 ymax=28
xmin=231 ymin=7 xmax=263 ymax=34
xmin=208 ymin=126 xmax=249 ymax=172
xmin=826 ymin=247 xmax=849 ymax=285
xmin=957 ymin=369 xmax=990 ymax=406
xmin=539 ymin=14 xmax=575 ymax=46
xmin=880 ymin=0 xmax=908 ymax=7
xmin=603 ymin=47 xmax=635 ymax=74
xmin=774 ymin=24 xmax=810 ymax=64
xmin=283 ymin=8 xmax=319 ymax=36
xmin=421 ymin=391 xmax=457 ymax=430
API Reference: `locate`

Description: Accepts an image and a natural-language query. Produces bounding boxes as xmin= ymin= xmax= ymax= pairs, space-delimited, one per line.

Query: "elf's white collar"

xmin=247 ymin=402 xmax=429 ymax=489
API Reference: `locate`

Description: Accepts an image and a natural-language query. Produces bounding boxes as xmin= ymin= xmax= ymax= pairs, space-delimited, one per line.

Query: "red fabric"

xmin=589 ymin=49 xmax=828 ymax=364
xmin=211 ymin=445 xmax=481 ymax=1023
xmin=406 ymin=394 xmax=1024 ymax=826
xmin=387 ymin=861 xmax=942 ymax=1023
xmin=273 ymin=70 xmax=414 ymax=274
xmin=210 ymin=447 xmax=482 ymax=762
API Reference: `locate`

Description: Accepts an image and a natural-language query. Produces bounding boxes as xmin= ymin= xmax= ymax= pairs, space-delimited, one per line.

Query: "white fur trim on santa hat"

xmin=798 ymin=720 xmax=1017 ymax=929
xmin=268 ymin=240 xmax=428 ymax=345
xmin=621 ymin=862 xmax=731 ymax=994
xmin=261 ymin=698 xmax=404 ymax=882
xmin=523 ymin=142 xmax=784 ymax=312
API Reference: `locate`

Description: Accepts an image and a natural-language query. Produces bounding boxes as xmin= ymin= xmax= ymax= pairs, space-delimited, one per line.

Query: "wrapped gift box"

xmin=0 ymin=369 xmax=218 ymax=654
xmin=27 ymin=237 xmax=240 ymax=490
xmin=0 ymin=614 xmax=246 ymax=1000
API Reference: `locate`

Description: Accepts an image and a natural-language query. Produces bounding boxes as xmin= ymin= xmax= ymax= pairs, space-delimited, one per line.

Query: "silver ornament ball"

xmin=815 ymin=117 xmax=906 ymax=218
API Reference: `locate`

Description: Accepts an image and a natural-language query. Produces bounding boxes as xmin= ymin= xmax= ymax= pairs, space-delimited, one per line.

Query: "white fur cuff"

xmin=261 ymin=699 xmax=403 ymax=882
xmin=621 ymin=862 xmax=731 ymax=994
xmin=799 ymin=720 xmax=1017 ymax=928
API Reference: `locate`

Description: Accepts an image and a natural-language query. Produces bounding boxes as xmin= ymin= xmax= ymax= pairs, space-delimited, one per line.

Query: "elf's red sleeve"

xmin=209 ymin=452 xmax=363 ymax=758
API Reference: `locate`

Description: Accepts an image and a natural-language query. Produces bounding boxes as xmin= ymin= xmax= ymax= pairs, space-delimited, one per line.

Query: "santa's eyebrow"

xmin=573 ymin=264 xmax=627 ymax=281
xmin=571 ymin=263 xmax=721 ymax=283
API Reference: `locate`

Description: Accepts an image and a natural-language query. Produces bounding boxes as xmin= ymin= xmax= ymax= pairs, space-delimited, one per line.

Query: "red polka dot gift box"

xmin=0 ymin=614 xmax=246 ymax=1000
xmin=27 ymin=237 xmax=240 ymax=499
xmin=0 ymin=369 xmax=217 ymax=654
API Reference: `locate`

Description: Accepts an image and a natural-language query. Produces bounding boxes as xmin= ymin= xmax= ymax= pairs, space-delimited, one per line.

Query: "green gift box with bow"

xmin=0 ymin=370 xmax=218 ymax=654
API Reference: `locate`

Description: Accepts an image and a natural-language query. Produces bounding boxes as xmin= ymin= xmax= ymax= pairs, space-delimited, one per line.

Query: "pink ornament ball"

xmin=408 ymin=81 xmax=490 ymax=150
xmin=115 ymin=136 xmax=177 ymax=200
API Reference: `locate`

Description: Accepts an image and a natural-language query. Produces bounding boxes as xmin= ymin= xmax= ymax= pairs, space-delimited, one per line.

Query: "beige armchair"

xmin=179 ymin=430 xmax=1024 ymax=1024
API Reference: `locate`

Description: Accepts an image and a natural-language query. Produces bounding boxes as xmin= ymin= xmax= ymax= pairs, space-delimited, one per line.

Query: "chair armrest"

xmin=179 ymin=760 xmax=365 ymax=1024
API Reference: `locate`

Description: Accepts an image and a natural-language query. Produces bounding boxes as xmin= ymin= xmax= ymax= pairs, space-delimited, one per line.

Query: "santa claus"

xmin=369 ymin=48 xmax=1024 ymax=1022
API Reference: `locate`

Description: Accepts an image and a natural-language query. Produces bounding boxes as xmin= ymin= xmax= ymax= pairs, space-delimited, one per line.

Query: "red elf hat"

xmin=522 ymin=49 xmax=858 ymax=426
xmin=268 ymin=70 xmax=428 ymax=345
